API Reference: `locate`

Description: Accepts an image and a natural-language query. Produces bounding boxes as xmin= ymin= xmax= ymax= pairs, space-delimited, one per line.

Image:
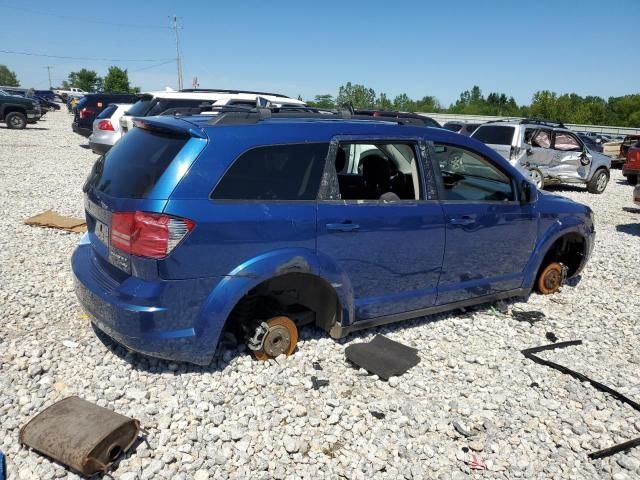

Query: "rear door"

xmin=316 ymin=137 xmax=445 ymax=321
xmin=525 ymin=128 xmax=554 ymax=167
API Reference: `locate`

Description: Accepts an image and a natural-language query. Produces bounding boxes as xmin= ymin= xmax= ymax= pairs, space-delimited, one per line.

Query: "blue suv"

xmin=72 ymin=109 xmax=595 ymax=364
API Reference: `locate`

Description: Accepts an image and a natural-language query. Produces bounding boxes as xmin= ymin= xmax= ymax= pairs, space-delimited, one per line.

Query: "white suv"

xmin=119 ymin=89 xmax=306 ymax=137
xmin=471 ymin=119 xmax=611 ymax=194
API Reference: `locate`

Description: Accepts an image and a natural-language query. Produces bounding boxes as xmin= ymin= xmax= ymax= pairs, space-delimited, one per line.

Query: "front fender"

xmin=522 ymin=215 xmax=593 ymax=289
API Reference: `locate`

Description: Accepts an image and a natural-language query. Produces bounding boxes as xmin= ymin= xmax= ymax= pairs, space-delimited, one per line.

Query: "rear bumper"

xmin=89 ymin=141 xmax=111 ymax=155
xmin=72 ymin=122 xmax=92 ymax=137
xmin=622 ymin=165 xmax=640 ymax=177
xmin=72 ymin=242 xmax=224 ymax=364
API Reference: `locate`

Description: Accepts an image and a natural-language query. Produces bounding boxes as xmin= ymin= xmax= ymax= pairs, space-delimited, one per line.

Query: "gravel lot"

xmin=1 ymin=110 xmax=639 ymax=480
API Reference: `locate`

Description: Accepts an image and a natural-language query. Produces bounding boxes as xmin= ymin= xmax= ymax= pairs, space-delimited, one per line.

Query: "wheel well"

xmin=3 ymin=107 xmax=26 ymax=119
xmin=226 ymin=273 xmax=341 ymax=335
xmin=540 ymin=233 xmax=586 ymax=278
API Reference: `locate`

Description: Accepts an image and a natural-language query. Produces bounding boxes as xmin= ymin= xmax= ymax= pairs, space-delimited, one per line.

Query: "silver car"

xmin=472 ymin=119 xmax=611 ymax=194
xmin=88 ymin=103 xmax=132 ymax=155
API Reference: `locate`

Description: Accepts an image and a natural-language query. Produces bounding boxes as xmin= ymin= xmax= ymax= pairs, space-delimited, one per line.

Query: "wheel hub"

xmin=543 ymin=269 xmax=561 ymax=290
xmin=262 ymin=324 xmax=292 ymax=357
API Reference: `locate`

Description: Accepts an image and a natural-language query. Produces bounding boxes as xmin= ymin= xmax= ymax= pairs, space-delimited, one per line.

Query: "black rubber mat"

xmin=345 ymin=335 xmax=420 ymax=380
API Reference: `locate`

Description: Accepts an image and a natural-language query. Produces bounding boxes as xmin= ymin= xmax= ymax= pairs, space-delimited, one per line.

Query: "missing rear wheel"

xmin=536 ymin=262 xmax=563 ymax=295
xmin=252 ymin=316 xmax=298 ymax=361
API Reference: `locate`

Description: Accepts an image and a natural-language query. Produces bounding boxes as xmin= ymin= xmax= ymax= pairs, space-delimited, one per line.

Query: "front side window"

xmin=432 ymin=144 xmax=514 ymax=202
xmin=554 ymin=132 xmax=582 ymax=151
xmin=329 ymin=142 xmax=422 ymax=201
xmin=212 ymin=143 xmax=329 ymax=201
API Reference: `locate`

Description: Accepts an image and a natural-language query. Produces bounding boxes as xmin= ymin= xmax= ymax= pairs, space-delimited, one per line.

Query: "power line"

xmin=0 ymin=49 xmax=172 ymax=63
xmin=130 ymin=59 xmax=176 ymax=72
xmin=0 ymin=3 xmax=169 ymax=29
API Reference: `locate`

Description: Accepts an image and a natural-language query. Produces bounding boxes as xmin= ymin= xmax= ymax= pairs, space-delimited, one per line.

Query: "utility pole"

xmin=45 ymin=66 xmax=53 ymax=89
xmin=170 ymin=16 xmax=183 ymax=90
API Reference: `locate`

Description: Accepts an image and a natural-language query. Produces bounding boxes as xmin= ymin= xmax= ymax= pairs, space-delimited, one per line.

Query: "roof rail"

xmin=178 ymin=88 xmax=291 ymax=99
xmin=520 ymin=118 xmax=566 ymax=128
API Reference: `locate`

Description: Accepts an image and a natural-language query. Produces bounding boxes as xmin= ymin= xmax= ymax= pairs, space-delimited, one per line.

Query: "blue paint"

xmin=72 ymin=116 xmax=596 ymax=364
xmin=0 ymin=449 xmax=5 ymax=480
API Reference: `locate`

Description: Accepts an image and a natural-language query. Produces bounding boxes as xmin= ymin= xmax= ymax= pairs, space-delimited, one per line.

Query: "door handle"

xmin=326 ymin=222 xmax=360 ymax=232
xmin=450 ymin=216 xmax=475 ymax=226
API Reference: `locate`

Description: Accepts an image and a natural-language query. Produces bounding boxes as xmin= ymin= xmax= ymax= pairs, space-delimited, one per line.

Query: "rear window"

xmin=96 ymin=105 xmax=117 ymax=119
xmin=84 ymin=128 xmax=188 ymax=198
xmin=212 ymin=143 xmax=329 ymax=200
xmin=472 ymin=125 xmax=515 ymax=145
xmin=126 ymin=97 xmax=154 ymax=116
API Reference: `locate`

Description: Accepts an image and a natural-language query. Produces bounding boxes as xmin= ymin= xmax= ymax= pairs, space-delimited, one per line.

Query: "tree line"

xmin=306 ymin=83 xmax=640 ymax=128
xmin=1 ymin=65 xmax=637 ymax=127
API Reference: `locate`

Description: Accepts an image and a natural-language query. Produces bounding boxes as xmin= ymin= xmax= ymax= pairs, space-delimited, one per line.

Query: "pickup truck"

xmin=53 ymin=87 xmax=87 ymax=100
xmin=0 ymin=89 xmax=41 ymax=129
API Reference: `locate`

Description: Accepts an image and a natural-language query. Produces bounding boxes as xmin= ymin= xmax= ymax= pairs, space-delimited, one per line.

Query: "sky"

xmin=1 ymin=0 xmax=638 ymax=107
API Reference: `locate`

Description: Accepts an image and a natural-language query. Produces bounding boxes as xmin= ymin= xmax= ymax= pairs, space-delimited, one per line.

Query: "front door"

xmin=430 ymin=142 xmax=538 ymax=304
xmin=550 ymin=130 xmax=591 ymax=181
xmin=316 ymin=138 xmax=445 ymax=321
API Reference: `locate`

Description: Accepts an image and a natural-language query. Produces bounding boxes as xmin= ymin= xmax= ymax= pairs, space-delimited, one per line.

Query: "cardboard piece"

xmin=24 ymin=210 xmax=86 ymax=233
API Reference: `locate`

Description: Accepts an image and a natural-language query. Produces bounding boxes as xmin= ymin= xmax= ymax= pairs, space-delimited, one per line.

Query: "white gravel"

xmin=1 ymin=111 xmax=639 ymax=479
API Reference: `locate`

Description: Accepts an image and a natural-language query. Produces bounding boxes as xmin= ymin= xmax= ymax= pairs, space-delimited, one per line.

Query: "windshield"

xmin=472 ymin=125 xmax=515 ymax=145
xmin=126 ymin=97 xmax=154 ymax=116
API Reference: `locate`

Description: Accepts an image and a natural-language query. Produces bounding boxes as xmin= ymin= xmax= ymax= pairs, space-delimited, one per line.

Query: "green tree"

xmin=307 ymin=94 xmax=336 ymax=109
xmin=0 ymin=65 xmax=19 ymax=86
xmin=64 ymin=69 xmax=102 ymax=92
xmin=103 ymin=66 xmax=133 ymax=92
xmin=336 ymin=82 xmax=376 ymax=109
xmin=413 ymin=95 xmax=440 ymax=112
xmin=375 ymin=92 xmax=393 ymax=110
xmin=393 ymin=93 xmax=414 ymax=111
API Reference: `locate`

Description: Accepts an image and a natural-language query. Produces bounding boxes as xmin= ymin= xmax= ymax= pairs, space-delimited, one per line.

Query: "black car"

xmin=35 ymin=96 xmax=60 ymax=112
xmin=353 ymin=109 xmax=441 ymax=128
xmin=72 ymin=93 xmax=138 ymax=137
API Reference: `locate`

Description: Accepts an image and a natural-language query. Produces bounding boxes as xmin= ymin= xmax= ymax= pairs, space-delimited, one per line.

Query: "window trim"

xmin=428 ymin=142 xmax=519 ymax=204
xmin=317 ymin=136 xmax=435 ymax=204
xmin=209 ymin=141 xmax=331 ymax=203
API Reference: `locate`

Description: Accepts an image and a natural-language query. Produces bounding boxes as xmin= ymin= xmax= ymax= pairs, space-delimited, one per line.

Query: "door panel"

xmin=430 ymin=143 xmax=538 ymax=304
xmin=317 ymin=202 xmax=445 ymax=319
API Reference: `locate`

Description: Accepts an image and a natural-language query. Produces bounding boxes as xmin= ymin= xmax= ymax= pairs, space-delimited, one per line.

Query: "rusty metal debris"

xmin=522 ymin=340 xmax=640 ymax=459
xmin=19 ymin=396 xmax=140 ymax=476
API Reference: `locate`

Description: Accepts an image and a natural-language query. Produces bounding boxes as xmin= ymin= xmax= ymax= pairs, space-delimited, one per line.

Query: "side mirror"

xmin=520 ymin=179 xmax=537 ymax=205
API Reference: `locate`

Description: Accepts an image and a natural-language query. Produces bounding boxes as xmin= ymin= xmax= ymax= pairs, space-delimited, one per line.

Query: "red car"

xmin=623 ymin=141 xmax=640 ymax=185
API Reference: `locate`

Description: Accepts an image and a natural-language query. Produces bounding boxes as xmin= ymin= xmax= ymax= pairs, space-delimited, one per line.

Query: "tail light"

xmin=97 ymin=120 xmax=114 ymax=131
xmin=636 ymin=151 xmax=640 ymax=163
xmin=79 ymin=108 xmax=95 ymax=119
xmin=110 ymin=212 xmax=195 ymax=259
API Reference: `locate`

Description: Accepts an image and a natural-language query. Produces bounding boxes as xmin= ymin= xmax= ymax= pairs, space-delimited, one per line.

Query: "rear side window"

xmin=212 ymin=143 xmax=329 ymax=200
xmin=472 ymin=125 xmax=515 ymax=145
xmin=148 ymin=99 xmax=209 ymax=116
xmin=96 ymin=105 xmax=117 ymax=119
xmin=85 ymin=128 xmax=188 ymax=198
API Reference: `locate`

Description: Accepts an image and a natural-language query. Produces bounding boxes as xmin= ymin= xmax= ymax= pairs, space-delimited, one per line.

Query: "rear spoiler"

xmin=132 ymin=117 xmax=207 ymax=139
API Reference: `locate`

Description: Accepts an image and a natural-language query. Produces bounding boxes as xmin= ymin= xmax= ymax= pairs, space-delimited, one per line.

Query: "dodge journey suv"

xmin=72 ymin=108 xmax=595 ymax=364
